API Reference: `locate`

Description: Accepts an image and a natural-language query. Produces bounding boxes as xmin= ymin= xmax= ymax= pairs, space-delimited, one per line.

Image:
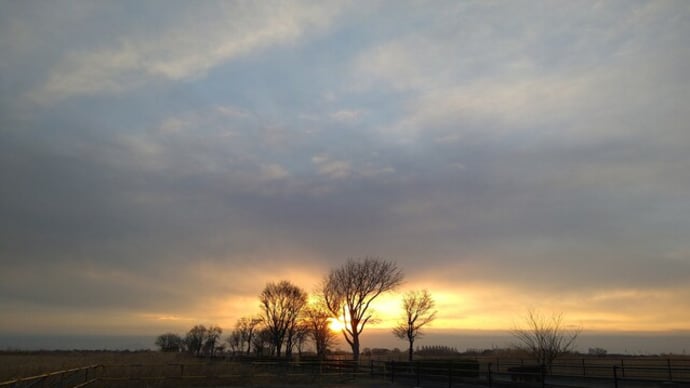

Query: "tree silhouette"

xmin=259 ymin=280 xmax=308 ymax=358
xmin=185 ymin=325 xmax=207 ymax=356
xmin=226 ymin=329 xmax=242 ymax=355
xmin=204 ymin=325 xmax=223 ymax=356
xmin=392 ymin=289 xmax=437 ymax=361
xmin=511 ymin=309 xmax=581 ymax=373
xmin=234 ymin=316 xmax=261 ymax=355
xmin=323 ymin=257 xmax=403 ymax=361
xmin=303 ymin=297 xmax=339 ymax=359
xmin=155 ymin=333 xmax=183 ymax=352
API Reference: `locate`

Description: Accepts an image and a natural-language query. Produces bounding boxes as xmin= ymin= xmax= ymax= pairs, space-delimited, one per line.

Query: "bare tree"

xmin=292 ymin=321 xmax=311 ymax=357
xmin=259 ymin=280 xmax=308 ymax=358
xmin=155 ymin=332 xmax=183 ymax=352
xmin=322 ymin=257 xmax=404 ymax=361
xmin=185 ymin=325 xmax=207 ymax=356
xmin=235 ymin=316 xmax=262 ymax=355
xmin=226 ymin=329 xmax=242 ymax=355
xmin=204 ymin=325 xmax=223 ymax=356
xmin=303 ymin=298 xmax=339 ymax=360
xmin=252 ymin=327 xmax=274 ymax=357
xmin=511 ymin=309 xmax=581 ymax=372
xmin=392 ymin=289 xmax=437 ymax=361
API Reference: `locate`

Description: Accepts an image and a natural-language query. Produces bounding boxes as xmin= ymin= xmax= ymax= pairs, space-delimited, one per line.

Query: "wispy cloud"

xmin=28 ymin=2 xmax=347 ymax=103
xmin=312 ymin=154 xmax=352 ymax=179
xmin=331 ymin=109 xmax=364 ymax=122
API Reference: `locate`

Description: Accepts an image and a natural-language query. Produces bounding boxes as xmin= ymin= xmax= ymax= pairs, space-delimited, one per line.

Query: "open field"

xmin=0 ymin=350 xmax=190 ymax=382
xmin=0 ymin=351 xmax=397 ymax=387
xmin=2 ymin=351 xmax=690 ymax=387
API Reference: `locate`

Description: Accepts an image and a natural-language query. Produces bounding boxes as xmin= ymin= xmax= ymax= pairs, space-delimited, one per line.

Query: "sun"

xmin=328 ymin=317 xmax=345 ymax=332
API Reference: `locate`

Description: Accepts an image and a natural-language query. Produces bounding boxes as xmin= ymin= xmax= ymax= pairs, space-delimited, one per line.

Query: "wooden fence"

xmin=2 ymin=357 xmax=689 ymax=387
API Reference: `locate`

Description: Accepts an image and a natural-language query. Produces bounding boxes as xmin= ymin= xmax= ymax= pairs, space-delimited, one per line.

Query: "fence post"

xmin=448 ymin=360 xmax=452 ymax=388
xmin=496 ymin=358 xmax=500 ymax=373
xmin=582 ymin=358 xmax=586 ymax=376
xmin=391 ymin=360 xmax=395 ymax=383
xmin=620 ymin=359 xmax=625 ymax=378
xmin=416 ymin=361 xmax=421 ymax=387
xmin=487 ymin=362 xmax=493 ymax=388
xmin=613 ymin=365 xmax=619 ymax=388
xmin=667 ymin=358 xmax=673 ymax=381
xmin=541 ymin=364 xmax=546 ymax=388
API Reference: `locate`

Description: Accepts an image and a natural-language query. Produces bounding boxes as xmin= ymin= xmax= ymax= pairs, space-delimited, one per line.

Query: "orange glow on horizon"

xmin=128 ymin=264 xmax=690 ymax=335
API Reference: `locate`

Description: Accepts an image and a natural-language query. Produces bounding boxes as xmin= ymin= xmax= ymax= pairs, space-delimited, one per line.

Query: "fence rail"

xmin=0 ymin=365 xmax=102 ymax=388
xmin=1 ymin=357 xmax=689 ymax=387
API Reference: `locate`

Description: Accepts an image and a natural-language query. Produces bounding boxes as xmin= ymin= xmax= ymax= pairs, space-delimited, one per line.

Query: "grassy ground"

xmin=0 ymin=351 xmax=397 ymax=387
xmin=3 ymin=351 xmax=688 ymax=387
xmin=0 ymin=350 xmax=191 ymax=381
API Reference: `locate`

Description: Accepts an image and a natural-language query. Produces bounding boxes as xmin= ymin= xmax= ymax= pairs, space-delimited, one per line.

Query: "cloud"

xmin=2 ymin=1 xmax=690 ymax=337
xmin=259 ymin=163 xmax=290 ymax=181
xmin=331 ymin=109 xmax=364 ymax=122
xmin=351 ymin=0 xmax=690 ymax=145
xmin=312 ymin=154 xmax=352 ymax=179
xmin=28 ymin=2 xmax=347 ymax=103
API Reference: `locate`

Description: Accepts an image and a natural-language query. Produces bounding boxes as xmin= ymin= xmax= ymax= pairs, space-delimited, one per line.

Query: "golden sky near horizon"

xmin=4 ymin=262 xmax=687 ymax=336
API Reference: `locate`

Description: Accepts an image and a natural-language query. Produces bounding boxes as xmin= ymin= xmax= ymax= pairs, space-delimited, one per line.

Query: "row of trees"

xmin=157 ymin=257 xmax=438 ymax=361
xmin=155 ymin=324 xmax=222 ymax=356
xmin=156 ymin=257 xmax=581 ymax=370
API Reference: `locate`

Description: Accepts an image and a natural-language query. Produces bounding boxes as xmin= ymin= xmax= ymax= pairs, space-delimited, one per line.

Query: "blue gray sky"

xmin=1 ymin=1 xmax=689 ymax=340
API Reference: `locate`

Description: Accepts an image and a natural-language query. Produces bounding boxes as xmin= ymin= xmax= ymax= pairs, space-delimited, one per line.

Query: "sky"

xmin=1 ymin=1 xmax=689 ymax=350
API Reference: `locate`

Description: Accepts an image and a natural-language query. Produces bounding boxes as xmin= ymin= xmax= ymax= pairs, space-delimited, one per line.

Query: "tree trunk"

xmin=408 ymin=339 xmax=414 ymax=362
xmin=352 ymin=334 xmax=360 ymax=362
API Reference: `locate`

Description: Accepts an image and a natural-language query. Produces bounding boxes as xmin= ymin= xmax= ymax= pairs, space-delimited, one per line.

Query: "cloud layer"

xmin=1 ymin=1 xmax=690 ymax=336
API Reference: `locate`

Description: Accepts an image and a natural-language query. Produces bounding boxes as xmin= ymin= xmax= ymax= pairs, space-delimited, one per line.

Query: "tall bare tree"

xmin=259 ymin=280 xmax=308 ymax=358
xmin=323 ymin=257 xmax=404 ymax=361
xmin=392 ymin=289 xmax=437 ymax=361
xmin=511 ymin=309 xmax=581 ymax=372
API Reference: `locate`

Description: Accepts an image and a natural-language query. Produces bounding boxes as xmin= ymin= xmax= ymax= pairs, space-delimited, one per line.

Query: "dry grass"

xmin=0 ymin=351 xmax=388 ymax=387
xmin=0 ymin=350 xmax=191 ymax=382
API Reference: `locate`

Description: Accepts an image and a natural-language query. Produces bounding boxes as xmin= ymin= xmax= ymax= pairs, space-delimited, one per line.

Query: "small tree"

xmin=392 ymin=289 xmax=437 ymax=361
xmin=292 ymin=321 xmax=311 ymax=357
xmin=155 ymin=333 xmax=183 ymax=352
xmin=303 ymin=298 xmax=339 ymax=359
xmin=226 ymin=330 xmax=242 ymax=355
xmin=235 ymin=316 xmax=262 ymax=355
xmin=511 ymin=309 xmax=581 ymax=372
xmin=322 ymin=257 xmax=404 ymax=361
xmin=252 ymin=327 xmax=274 ymax=357
xmin=185 ymin=325 xmax=207 ymax=356
xmin=259 ymin=280 xmax=308 ymax=358
xmin=204 ymin=325 xmax=223 ymax=356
